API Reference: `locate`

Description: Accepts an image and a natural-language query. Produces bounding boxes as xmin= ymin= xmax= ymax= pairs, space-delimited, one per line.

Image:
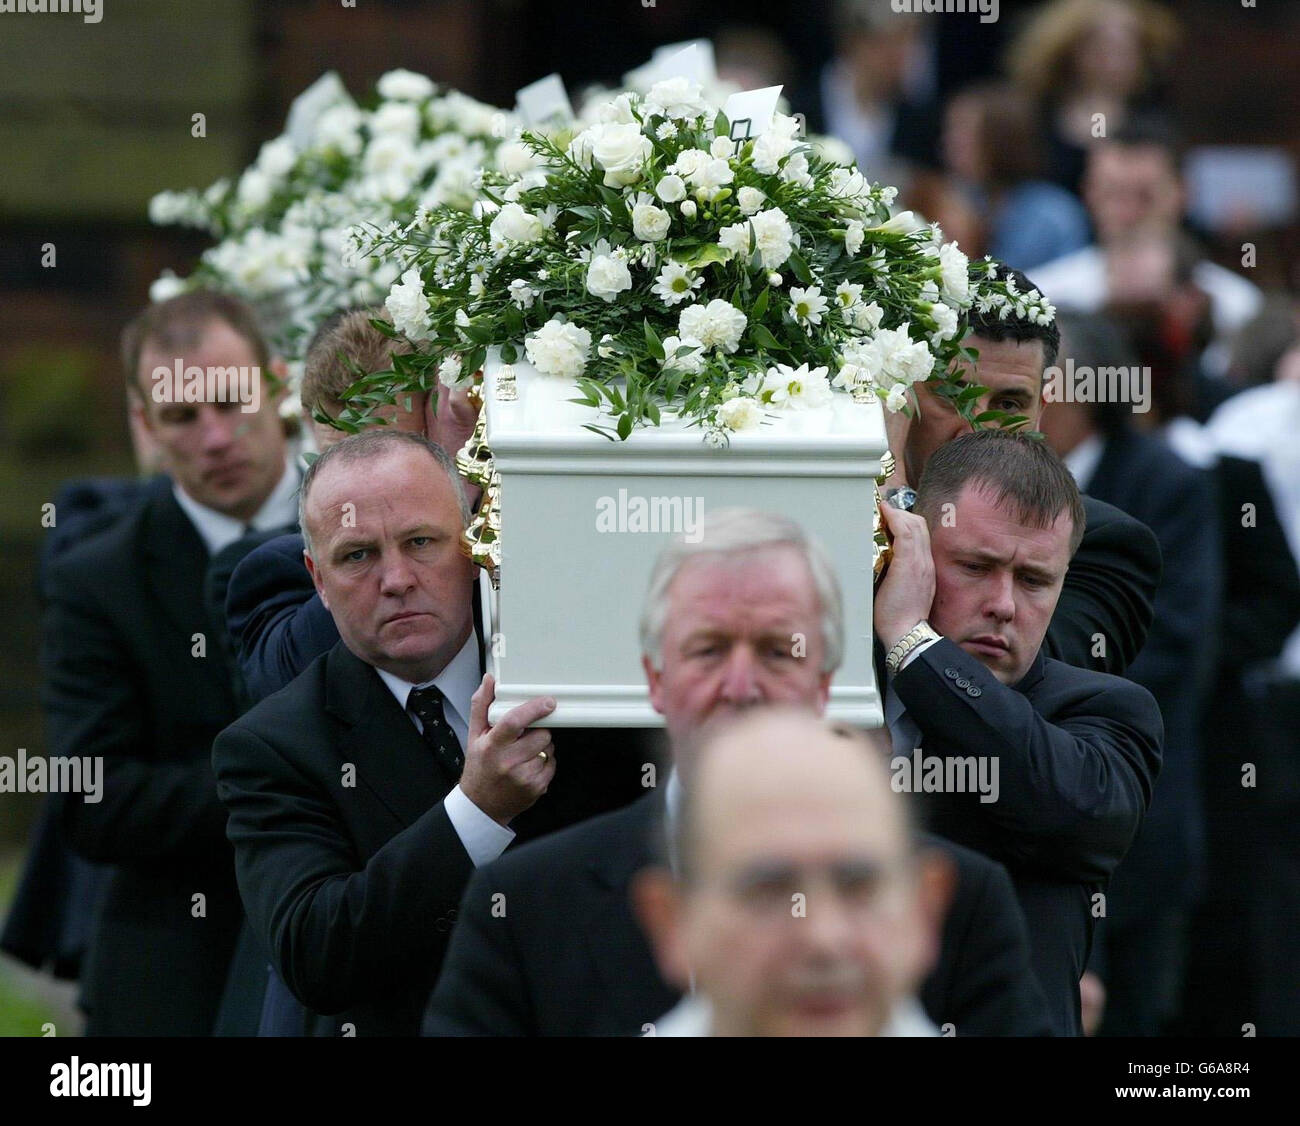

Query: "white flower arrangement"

xmin=147 ymin=70 xmax=515 ymax=361
xmin=355 ymin=84 xmax=1055 ymax=443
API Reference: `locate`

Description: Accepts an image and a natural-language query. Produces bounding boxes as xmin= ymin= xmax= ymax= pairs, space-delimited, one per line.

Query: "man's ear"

xmin=630 ymin=867 xmax=692 ymax=993
xmin=911 ymin=847 xmax=956 ymax=979
xmin=266 ymin=358 xmax=291 ymax=409
xmin=129 ymin=394 xmax=154 ymax=435
xmin=303 ymin=547 xmax=329 ymax=610
xmin=643 ymin=654 xmax=666 ymax=717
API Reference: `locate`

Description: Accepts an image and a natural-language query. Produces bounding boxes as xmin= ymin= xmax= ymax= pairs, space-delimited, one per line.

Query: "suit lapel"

xmin=142 ymin=490 xmax=212 ymax=639
xmin=326 ymin=645 xmax=456 ymax=831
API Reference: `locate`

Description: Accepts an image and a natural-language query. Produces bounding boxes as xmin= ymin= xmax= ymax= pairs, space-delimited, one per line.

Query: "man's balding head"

xmin=636 ymin=708 xmax=951 ymax=1037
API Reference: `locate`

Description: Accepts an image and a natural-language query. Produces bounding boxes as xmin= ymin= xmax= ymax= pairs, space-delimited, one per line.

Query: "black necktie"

xmin=407 ymin=685 xmax=465 ymax=782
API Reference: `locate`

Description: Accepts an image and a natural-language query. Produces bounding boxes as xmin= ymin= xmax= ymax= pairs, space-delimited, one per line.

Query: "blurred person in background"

xmin=634 ymin=711 xmax=947 ymax=1037
xmin=1005 ymin=0 xmax=1181 ymax=195
xmin=41 ymin=290 xmax=296 ymax=1035
xmin=938 ymin=81 xmax=1090 ymax=272
xmin=1032 ymin=117 xmax=1262 ymax=384
xmin=1040 ymin=312 xmax=1221 ymax=1035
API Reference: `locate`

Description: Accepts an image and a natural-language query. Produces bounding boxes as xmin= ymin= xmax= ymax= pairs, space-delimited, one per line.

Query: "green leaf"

xmin=750 ymin=286 xmax=771 ymax=321
xmin=500 ymin=341 xmax=518 ymax=364
xmin=685 ymin=243 xmax=730 ymax=269
xmin=787 ymin=249 xmax=813 ymax=285
xmin=616 ymin=413 xmax=634 ymax=441
xmin=643 ymin=319 xmax=665 ymax=361
xmin=750 ymin=324 xmax=783 ymax=351
xmin=713 ymin=109 xmax=729 ymax=137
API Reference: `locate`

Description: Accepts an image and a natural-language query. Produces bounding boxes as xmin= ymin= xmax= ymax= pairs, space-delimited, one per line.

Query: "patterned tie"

xmin=407 ymin=685 xmax=465 ymax=782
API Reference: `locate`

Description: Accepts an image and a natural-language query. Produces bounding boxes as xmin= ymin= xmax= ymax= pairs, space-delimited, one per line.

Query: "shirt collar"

xmin=1062 ymin=433 xmax=1104 ymax=493
xmin=374 ymin=629 xmax=481 ymax=736
xmin=172 ymin=455 xmax=300 ymax=556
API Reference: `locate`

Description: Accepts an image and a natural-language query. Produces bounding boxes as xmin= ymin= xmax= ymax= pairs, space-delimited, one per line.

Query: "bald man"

xmin=635 ymin=710 xmax=947 ymax=1036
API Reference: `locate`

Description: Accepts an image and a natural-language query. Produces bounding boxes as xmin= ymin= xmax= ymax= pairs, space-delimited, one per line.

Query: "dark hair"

xmin=302 ymin=307 xmax=414 ymax=421
xmin=966 ymin=263 xmax=1061 ymax=372
xmin=953 ymin=81 xmax=1047 ymax=190
xmin=1109 ymin=113 xmax=1186 ymax=170
xmin=121 ymin=289 xmax=271 ymax=400
xmin=1055 ymin=312 xmax=1141 ymax=438
xmin=298 ymin=429 xmax=469 ymax=553
xmin=916 ymin=429 xmax=1086 ymax=556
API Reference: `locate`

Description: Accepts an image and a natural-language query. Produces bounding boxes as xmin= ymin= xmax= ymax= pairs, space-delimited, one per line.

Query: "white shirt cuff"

xmin=443 ymin=785 xmax=515 ymax=867
xmin=899 ymin=635 xmax=941 ymax=671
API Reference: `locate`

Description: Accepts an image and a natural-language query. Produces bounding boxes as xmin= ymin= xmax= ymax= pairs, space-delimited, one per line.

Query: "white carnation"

xmin=747 ymin=208 xmax=795 ymax=270
xmin=717 ymin=396 xmax=762 ymax=431
xmin=490 ymin=202 xmax=546 ymax=245
xmin=737 ymin=186 xmax=766 ymax=215
xmin=644 ymin=76 xmax=709 ymax=121
xmin=631 ymin=199 xmax=671 ymax=242
xmin=844 ymin=220 xmax=865 ymax=256
xmin=939 ymin=242 xmax=970 ymax=304
xmin=660 ymin=335 xmax=707 ymax=375
xmin=586 ymin=252 xmax=633 ymax=302
xmin=368 ymin=101 xmax=422 ymax=140
xmin=377 ymin=68 xmax=436 ymax=101
xmin=678 ymin=299 xmax=747 ymax=354
xmin=525 ymin=318 xmax=592 ymax=380
xmin=256 ymin=136 xmax=297 ymax=178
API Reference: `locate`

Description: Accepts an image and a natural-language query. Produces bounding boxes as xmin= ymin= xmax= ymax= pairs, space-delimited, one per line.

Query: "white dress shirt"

xmin=1062 ymin=433 xmax=1104 ymax=493
xmin=172 ymin=455 xmax=300 ymax=556
xmin=375 ymin=632 xmax=514 ymax=866
xmin=649 ymin=993 xmax=938 ymax=1037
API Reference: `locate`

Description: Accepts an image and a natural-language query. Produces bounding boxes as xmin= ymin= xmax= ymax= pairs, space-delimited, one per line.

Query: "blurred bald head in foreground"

xmin=635 ymin=708 xmax=949 ymax=1037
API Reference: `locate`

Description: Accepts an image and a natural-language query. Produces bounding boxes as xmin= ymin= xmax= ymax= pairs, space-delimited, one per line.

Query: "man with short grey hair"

xmin=426 ymin=506 xmax=1050 ymax=1036
xmin=213 ymin=429 xmax=557 ymax=1036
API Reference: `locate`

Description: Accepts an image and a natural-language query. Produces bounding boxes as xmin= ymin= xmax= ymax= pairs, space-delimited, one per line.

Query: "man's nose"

xmin=798 ymin=879 xmax=858 ymax=953
xmin=983 ymin=572 xmax=1016 ymax=622
xmin=718 ymin=646 xmax=763 ymax=704
xmin=377 ymin=550 xmax=416 ymax=596
xmin=197 ymin=406 xmax=240 ymax=451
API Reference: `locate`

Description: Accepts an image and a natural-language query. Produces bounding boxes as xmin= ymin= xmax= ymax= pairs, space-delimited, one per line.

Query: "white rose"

xmin=384 ymin=268 xmax=432 ymax=341
xmin=594 ymin=92 xmax=637 ymax=125
xmin=377 ymin=68 xmax=436 ymax=101
xmin=525 ymin=318 xmax=592 ymax=380
xmin=737 ymin=186 xmax=766 ymax=216
xmin=586 ymin=253 xmax=633 ymax=302
xmin=939 ymin=242 xmax=970 ymax=304
xmin=717 ymin=396 xmax=762 ymax=431
xmin=632 ymin=201 xmax=671 ymax=242
xmin=678 ymin=299 xmax=748 ymax=354
xmin=495 ymin=140 xmax=536 ymax=176
xmin=591 ymin=122 xmax=652 ymax=187
xmin=656 ymin=174 xmax=687 ymax=203
xmin=680 ymin=200 xmax=697 ymax=220
xmin=490 ymin=202 xmax=546 ymax=245
xmin=567 ymin=127 xmax=597 ymax=170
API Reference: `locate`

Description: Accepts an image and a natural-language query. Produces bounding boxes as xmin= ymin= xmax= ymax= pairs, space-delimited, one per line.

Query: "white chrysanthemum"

xmin=586 ymin=251 xmax=633 ymax=302
xmin=747 ymin=208 xmax=795 ymax=270
xmin=525 ymin=318 xmax=592 ymax=380
xmin=788 ymin=286 xmax=829 ymax=327
xmin=659 ymin=335 xmax=707 ymax=375
xmin=717 ymin=396 xmax=762 ymax=431
xmin=377 ymin=68 xmax=436 ymax=101
xmin=644 ymin=76 xmax=709 ymax=121
xmin=939 ymin=242 xmax=970 ymax=305
xmin=759 ymin=363 xmax=832 ymax=409
xmin=385 ymin=268 xmax=432 ymax=341
xmin=737 ymin=186 xmax=766 ymax=216
xmin=678 ymin=299 xmax=747 ymax=354
xmin=652 ymin=261 xmax=703 ymax=307
xmin=656 ymin=121 xmax=679 ymax=141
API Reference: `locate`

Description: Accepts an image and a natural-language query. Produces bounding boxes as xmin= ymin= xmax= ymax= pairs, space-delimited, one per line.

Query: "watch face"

xmin=886 ymin=487 xmax=917 ymax=512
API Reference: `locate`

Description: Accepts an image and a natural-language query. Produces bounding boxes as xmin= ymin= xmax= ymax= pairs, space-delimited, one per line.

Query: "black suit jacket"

xmin=41 ymin=488 xmax=244 ymax=1035
xmin=890 ymin=637 xmax=1163 ymax=1036
xmin=213 ymin=640 xmax=478 ymax=1037
xmin=1041 ymin=495 xmax=1161 ymax=676
xmin=1085 ymin=430 xmax=1221 ymax=914
xmin=424 ymin=789 xmax=1051 ymax=1037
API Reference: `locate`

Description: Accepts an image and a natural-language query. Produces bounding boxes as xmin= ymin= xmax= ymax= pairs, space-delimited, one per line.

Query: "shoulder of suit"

xmin=1037 ymin=654 xmax=1160 ymax=719
xmin=222 ymin=644 xmax=335 ymax=741
xmin=44 ymin=489 xmax=158 ymax=591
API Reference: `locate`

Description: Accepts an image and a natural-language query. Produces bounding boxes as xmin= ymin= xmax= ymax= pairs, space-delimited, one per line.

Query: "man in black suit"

xmin=875 ymin=429 xmax=1164 ymax=1035
xmin=881 ymin=264 xmax=1161 ymax=678
xmin=212 ymin=430 xmax=562 ymax=1036
xmin=42 ymin=290 xmax=299 ymax=1034
xmin=427 ymin=507 xmax=1051 ymax=1036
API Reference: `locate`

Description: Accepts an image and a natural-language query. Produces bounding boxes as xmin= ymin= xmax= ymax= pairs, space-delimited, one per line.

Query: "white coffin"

xmin=477 ymin=351 xmax=888 ymax=728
